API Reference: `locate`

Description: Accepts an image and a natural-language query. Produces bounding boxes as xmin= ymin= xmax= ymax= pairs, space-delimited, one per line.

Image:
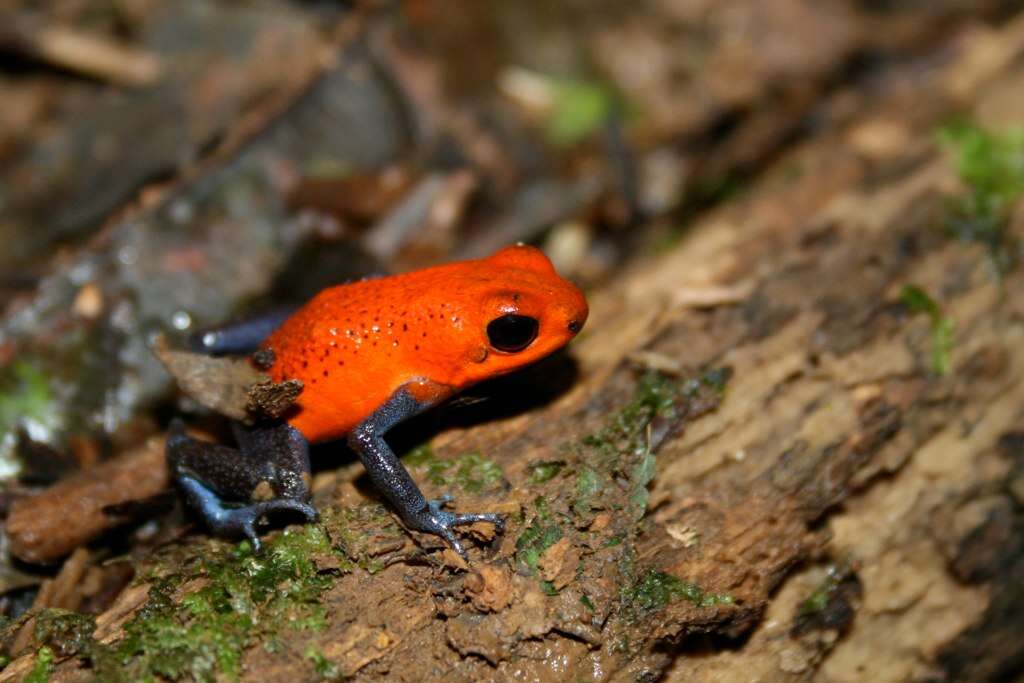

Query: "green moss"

xmin=320 ymin=505 xmax=398 ymax=574
xmin=603 ymin=533 xmax=624 ymax=547
xmin=0 ymin=361 xmax=60 ymax=472
xmin=25 ymin=646 xmax=53 ymax=683
xmin=570 ymin=368 xmax=730 ymax=521
xmin=110 ymin=526 xmax=340 ymax=680
xmin=628 ymin=448 xmax=657 ymax=516
xmin=532 ymin=495 xmax=551 ymax=520
xmin=33 ymin=609 xmax=96 ymax=657
xmin=27 ymin=523 xmax=352 ymax=682
xmin=404 ymin=444 xmax=442 ymax=470
xmin=799 ymin=582 xmax=831 ymax=616
xmin=582 ymin=370 xmax=679 ymax=451
xmin=115 ymin=575 xmax=250 ymax=681
xmin=579 ymin=594 xmax=596 ymax=612
xmin=937 ymin=122 xmax=1024 ymax=275
xmin=452 ymin=453 xmax=503 ymax=492
xmin=938 ymin=123 xmax=1024 ymax=213
xmin=621 ymin=570 xmax=733 ymax=616
xmin=304 ymin=646 xmax=341 ymax=680
xmin=572 ymin=465 xmax=603 ymax=516
xmin=516 ymin=499 xmax=564 ymax=574
xmin=901 ymin=285 xmax=955 ymax=376
xmin=529 ymin=460 xmax=565 ymax=484
xmin=539 ymin=580 xmax=559 ymax=596
xmin=405 ymin=445 xmax=504 ymax=493
xmin=516 ymin=522 xmax=563 ymax=573
xmin=798 ymin=563 xmax=854 ymax=618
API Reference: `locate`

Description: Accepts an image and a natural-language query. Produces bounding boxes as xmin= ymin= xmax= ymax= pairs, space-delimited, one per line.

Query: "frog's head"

xmin=456 ymin=244 xmax=588 ymax=383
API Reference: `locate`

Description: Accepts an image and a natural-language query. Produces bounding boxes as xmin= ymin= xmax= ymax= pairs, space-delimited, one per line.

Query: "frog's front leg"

xmin=348 ymin=385 xmax=505 ymax=559
xmin=167 ymin=419 xmax=318 ymax=550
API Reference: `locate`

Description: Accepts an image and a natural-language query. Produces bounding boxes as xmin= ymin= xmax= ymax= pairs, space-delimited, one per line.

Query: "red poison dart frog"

xmin=167 ymin=245 xmax=588 ymax=557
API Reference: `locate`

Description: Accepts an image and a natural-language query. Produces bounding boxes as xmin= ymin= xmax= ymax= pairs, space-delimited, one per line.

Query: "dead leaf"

xmin=464 ymin=564 xmax=514 ymax=612
xmin=537 ymin=537 xmax=579 ymax=590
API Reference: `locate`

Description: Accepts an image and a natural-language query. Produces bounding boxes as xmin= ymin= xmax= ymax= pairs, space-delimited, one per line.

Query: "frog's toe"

xmin=257 ymin=498 xmax=320 ymax=523
xmin=415 ymin=498 xmax=504 ymax=558
xmin=177 ymin=475 xmax=319 ymax=549
xmin=211 ymin=501 xmax=317 ymax=551
xmin=204 ymin=505 xmax=265 ymax=547
xmin=450 ymin=511 xmax=505 ymax=533
xmin=239 ymin=518 xmax=260 ymax=551
xmin=438 ymin=527 xmax=468 ymax=561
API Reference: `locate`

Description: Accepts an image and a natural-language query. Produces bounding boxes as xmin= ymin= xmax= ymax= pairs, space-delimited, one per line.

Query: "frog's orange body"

xmin=263 ymin=245 xmax=588 ymax=443
xmin=170 ymin=244 xmax=587 ymax=557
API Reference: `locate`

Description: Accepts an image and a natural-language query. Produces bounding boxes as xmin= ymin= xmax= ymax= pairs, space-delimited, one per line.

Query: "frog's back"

xmin=263 ymin=246 xmax=588 ymax=444
xmin=264 ymin=270 xmax=437 ymax=442
xmin=264 ymin=258 xmax=501 ymax=440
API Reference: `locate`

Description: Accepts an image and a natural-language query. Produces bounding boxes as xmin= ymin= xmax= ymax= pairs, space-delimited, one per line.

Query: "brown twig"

xmin=0 ymin=19 xmax=162 ymax=87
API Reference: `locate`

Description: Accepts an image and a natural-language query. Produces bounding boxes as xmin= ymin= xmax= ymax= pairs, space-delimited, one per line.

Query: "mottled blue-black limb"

xmin=166 ymin=418 xmax=317 ymax=550
xmin=348 ymin=388 xmax=505 ymax=559
xmin=187 ymin=306 xmax=296 ymax=355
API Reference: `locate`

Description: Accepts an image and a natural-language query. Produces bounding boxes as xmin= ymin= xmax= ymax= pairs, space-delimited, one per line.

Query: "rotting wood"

xmin=6 ymin=437 xmax=169 ymax=565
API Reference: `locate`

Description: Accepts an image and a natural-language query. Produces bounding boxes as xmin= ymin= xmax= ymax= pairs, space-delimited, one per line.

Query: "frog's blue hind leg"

xmin=187 ymin=306 xmax=296 ymax=355
xmin=167 ymin=419 xmax=317 ymax=550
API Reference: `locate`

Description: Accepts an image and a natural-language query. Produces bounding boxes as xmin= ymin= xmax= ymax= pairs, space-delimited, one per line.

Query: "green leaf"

xmin=546 ymin=79 xmax=617 ymax=147
xmin=900 ymin=285 xmax=955 ymax=376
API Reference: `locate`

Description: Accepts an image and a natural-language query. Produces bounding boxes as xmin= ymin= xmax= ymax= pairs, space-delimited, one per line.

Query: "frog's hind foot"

xmin=166 ymin=418 xmax=317 ymax=551
xmin=413 ymin=497 xmax=505 ymax=560
xmin=176 ymin=476 xmax=318 ymax=551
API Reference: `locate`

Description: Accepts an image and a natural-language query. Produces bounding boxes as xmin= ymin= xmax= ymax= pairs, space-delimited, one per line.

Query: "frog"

xmin=167 ymin=244 xmax=588 ymax=558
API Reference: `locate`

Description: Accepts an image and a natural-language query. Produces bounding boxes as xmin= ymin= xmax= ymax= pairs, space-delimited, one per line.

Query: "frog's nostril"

xmin=568 ymin=320 xmax=582 ymax=334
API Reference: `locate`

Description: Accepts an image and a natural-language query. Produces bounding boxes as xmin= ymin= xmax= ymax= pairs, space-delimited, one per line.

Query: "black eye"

xmin=486 ymin=315 xmax=539 ymax=353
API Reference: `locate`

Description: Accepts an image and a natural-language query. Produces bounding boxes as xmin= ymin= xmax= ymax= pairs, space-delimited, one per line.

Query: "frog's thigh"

xmin=167 ymin=419 xmax=316 ymax=547
xmin=168 ymin=419 xmax=311 ymax=504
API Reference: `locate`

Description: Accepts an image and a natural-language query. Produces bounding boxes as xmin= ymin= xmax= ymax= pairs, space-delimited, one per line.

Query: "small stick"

xmin=0 ymin=20 xmax=162 ymax=87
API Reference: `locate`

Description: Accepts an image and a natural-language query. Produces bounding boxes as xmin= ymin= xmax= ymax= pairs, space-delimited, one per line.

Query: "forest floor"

xmin=0 ymin=2 xmax=1023 ymax=681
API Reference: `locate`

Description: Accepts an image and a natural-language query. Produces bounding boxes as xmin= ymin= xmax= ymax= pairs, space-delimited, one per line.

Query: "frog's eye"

xmin=486 ymin=314 xmax=539 ymax=353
